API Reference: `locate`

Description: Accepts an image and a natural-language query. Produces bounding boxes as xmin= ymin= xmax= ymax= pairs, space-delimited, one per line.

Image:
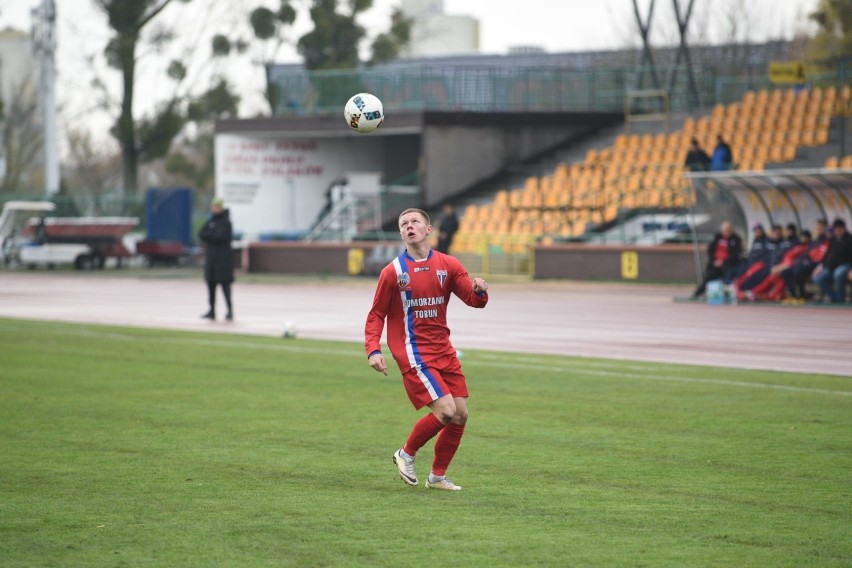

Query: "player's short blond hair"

xmin=398 ymin=208 xmax=430 ymax=226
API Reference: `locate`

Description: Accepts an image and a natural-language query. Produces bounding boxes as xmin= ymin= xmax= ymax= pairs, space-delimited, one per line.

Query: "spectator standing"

xmin=813 ymin=218 xmax=852 ymax=303
xmin=684 ymin=138 xmax=711 ymax=171
xmin=692 ymin=221 xmax=743 ymax=299
xmin=711 ymin=135 xmax=734 ymax=171
xmin=199 ymin=197 xmax=235 ymax=320
xmin=436 ymin=204 xmax=459 ymax=254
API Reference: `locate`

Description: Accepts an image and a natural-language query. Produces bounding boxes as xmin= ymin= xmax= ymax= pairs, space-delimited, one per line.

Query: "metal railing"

xmin=268 ymin=64 xmax=721 ymax=115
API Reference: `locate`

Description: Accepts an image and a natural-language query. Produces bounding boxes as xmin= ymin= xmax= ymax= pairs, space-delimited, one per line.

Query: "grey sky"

xmin=0 ymin=0 xmax=820 ymax=153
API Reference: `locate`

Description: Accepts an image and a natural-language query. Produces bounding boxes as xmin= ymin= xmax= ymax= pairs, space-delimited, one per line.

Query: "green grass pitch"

xmin=1 ymin=317 xmax=850 ymax=567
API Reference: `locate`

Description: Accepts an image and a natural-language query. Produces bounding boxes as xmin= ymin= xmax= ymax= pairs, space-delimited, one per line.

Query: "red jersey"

xmin=365 ymin=249 xmax=488 ymax=373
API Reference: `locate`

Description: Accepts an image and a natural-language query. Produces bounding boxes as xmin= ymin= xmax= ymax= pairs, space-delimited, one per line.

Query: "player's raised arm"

xmin=448 ymin=259 xmax=488 ymax=308
xmin=472 ymin=276 xmax=488 ymax=295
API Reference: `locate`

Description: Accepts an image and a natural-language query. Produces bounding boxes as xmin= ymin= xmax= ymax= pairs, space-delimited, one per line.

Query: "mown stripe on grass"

xmin=4 ymin=320 xmax=850 ymax=398
xmin=471 ymin=358 xmax=852 ymax=397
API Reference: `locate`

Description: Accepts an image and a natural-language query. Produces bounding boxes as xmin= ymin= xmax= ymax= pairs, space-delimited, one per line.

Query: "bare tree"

xmin=0 ymin=76 xmax=43 ymax=192
xmin=62 ymin=127 xmax=122 ymax=214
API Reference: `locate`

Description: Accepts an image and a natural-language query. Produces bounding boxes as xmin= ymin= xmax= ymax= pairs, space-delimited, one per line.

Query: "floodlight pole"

xmin=669 ymin=0 xmax=700 ymax=110
xmin=632 ymin=0 xmax=662 ymax=92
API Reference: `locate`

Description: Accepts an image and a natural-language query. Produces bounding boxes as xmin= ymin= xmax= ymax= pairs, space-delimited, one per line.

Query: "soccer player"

xmin=365 ymin=208 xmax=489 ymax=491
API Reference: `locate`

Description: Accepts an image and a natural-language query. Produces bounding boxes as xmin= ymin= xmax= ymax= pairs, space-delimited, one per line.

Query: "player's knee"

xmin=438 ymin=411 xmax=454 ymax=424
xmin=454 ymin=409 xmax=468 ymax=424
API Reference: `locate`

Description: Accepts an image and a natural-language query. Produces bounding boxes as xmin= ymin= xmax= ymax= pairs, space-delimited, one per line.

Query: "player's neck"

xmin=406 ymin=242 xmax=432 ymax=261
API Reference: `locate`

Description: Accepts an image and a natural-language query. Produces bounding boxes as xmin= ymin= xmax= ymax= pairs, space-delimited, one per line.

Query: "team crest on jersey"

xmin=398 ymin=272 xmax=411 ymax=288
xmin=437 ymin=269 xmax=448 ymax=287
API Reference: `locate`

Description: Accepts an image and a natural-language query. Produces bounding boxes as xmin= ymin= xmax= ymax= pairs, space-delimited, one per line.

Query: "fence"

xmin=268 ymin=64 xmax=720 ymax=115
xmin=268 ymin=59 xmax=852 ymax=117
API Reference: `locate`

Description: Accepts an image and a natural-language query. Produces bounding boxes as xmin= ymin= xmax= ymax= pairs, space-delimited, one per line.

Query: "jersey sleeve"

xmin=365 ymin=265 xmax=395 ymax=357
xmin=448 ymin=257 xmax=488 ymax=308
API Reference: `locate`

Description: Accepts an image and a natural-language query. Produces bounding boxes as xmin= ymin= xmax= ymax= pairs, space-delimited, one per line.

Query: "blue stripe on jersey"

xmin=397 ymin=253 xmax=444 ymax=398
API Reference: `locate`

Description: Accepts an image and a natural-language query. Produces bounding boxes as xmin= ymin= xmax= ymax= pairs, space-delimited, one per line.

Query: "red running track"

xmin=0 ymin=272 xmax=849 ymax=377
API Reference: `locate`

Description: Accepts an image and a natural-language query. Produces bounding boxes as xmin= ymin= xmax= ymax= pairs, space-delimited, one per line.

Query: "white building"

xmin=400 ymin=0 xmax=479 ymax=57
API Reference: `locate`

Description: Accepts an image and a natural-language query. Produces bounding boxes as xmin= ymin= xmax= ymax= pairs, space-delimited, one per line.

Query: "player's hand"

xmin=369 ymin=353 xmax=388 ymax=376
xmin=473 ymin=277 xmax=488 ymax=294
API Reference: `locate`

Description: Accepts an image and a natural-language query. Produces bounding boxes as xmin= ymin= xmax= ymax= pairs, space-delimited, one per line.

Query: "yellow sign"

xmin=621 ymin=251 xmax=639 ymax=280
xmin=769 ymin=61 xmax=806 ymax=85
xmin=348 ymin=248 xmax=364 ymax=275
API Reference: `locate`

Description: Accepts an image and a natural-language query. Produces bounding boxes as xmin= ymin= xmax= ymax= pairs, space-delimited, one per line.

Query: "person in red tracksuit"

xmin=740 ymin=231 xmax=810 ymax=302
xmin=365 ymin=208 xmax=489 ymax=491
xmin=783 ymin=219 xmax=830 ymax=299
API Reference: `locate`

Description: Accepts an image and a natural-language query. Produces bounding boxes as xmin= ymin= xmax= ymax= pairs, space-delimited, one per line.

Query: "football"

xmin=344 ymin=93 xmax=384 ymax=134
xmin=281 ymin=320 xmax=298 ymax=338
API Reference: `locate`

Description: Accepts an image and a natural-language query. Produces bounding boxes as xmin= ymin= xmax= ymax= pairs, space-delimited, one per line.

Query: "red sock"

xmin=432 ymin=422 xmax=465 ymax=476
xmin=403 ymin=413 xmax=445 ymax=456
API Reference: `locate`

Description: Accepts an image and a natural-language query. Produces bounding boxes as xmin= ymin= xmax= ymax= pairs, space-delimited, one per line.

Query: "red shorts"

xmin=401 ymin=352 xmax=468 ymax=410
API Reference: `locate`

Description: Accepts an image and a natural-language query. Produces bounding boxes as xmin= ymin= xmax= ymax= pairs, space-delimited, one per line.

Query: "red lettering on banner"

xmin=222 ymin=139 xmax=323 ymax=178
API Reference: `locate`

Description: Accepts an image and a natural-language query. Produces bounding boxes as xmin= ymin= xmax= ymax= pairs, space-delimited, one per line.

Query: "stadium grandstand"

xmin=450 ymin=84 xmax=851 ymax=257
xmin=218 ymin=37 xmax=852 ymax=287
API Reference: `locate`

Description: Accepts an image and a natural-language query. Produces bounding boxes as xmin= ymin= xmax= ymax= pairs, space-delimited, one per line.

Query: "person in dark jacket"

xmin=692 ymin=221 xmax=743 ymax=298
xmin=199 ymin=197 xmax=235 ymax=320
xmin=684 ymin=138 xmax=711 ymax=171
xmin=734 ymin=223 xmax=772 ymax=277
xmin=770 ymin=223 xmax=799 ymax=265
xmin=783 ymin=219 xmax=829 ymax=299
xmin=436 ymin=204 xmax=459 ymax=254
xmin=813 ymin=218 xmax=852 ymax=303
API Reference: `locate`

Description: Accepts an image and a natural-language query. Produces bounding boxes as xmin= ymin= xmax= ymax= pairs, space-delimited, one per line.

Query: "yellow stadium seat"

xmin=824 ymin=156 xmax=839 ymax=169
xmin=824 ymin=86 xmax=837 ymax=101
xmin=768 ymin=146 xmax=784 ymax=162
xmin=783 ymin=145 xmax=796 ymax=161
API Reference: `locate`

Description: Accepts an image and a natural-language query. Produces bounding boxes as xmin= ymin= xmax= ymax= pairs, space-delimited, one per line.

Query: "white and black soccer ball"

xmin=281 ymin=320 xmax=298 ymax=338
xmin=344 ymin=93 xmax=384 ymax=134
